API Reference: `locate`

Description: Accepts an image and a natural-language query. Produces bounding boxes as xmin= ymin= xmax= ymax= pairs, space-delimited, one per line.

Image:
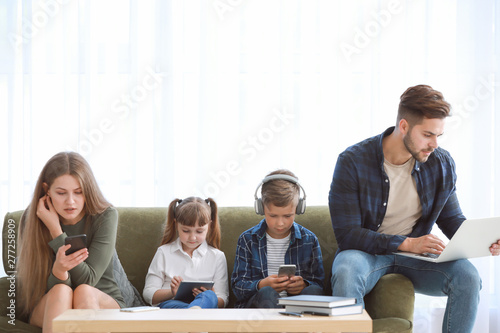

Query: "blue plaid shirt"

xmin=231 ymin=219 xmax=325 ymax=308
xmin=329 ymin=127 xmax=466 ymax=255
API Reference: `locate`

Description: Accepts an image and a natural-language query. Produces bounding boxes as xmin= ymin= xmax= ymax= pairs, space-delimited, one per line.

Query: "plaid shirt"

xmin=231 ymin=219 xmax=325 ymax=308
xmin=329 ymin=127 xmax=466 ymax=255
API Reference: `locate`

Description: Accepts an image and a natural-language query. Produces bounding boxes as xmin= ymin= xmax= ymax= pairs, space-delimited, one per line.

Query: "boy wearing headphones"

xmin=231 ymin=169 xmax=325 ymax=308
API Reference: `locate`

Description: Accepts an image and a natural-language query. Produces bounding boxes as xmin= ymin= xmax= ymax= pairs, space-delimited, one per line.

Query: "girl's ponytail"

xmin=160 ymin=198 xmax=183 ymax=246
xmin=205 ymin=198 xmax=221 ymax=249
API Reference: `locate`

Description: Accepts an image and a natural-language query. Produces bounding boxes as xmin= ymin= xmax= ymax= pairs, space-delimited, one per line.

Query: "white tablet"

xmin=173 ymin=281 xmax=214 ymax=303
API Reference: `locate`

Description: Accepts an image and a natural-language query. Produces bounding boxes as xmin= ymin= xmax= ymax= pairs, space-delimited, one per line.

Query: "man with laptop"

xmin=328 ymin=84 xmax=500 ymax=333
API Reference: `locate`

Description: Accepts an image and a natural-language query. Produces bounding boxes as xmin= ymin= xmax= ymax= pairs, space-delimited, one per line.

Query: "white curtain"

xmin=1 ymin=0 xmax=499 ymax=331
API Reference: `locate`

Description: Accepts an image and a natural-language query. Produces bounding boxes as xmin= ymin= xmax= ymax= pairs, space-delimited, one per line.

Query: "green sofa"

xmin=1 ymin=206 xmax=414 ymax=332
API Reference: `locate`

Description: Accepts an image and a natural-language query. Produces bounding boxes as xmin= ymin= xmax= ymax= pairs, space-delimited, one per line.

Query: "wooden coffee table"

xmin=53 ymin=308 xmax=372 ymax=333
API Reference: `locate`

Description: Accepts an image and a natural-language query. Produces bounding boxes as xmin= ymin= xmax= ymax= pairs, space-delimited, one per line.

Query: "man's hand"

xmin=398 ymin=234 xmax=446 ymax=254
xmin=285 ymin=276 xmax=306 ymax=295
xmin=490 ymin=240 xmax=500 ymax=256
xmin=258 ymin=275 xmax=290 ymax=293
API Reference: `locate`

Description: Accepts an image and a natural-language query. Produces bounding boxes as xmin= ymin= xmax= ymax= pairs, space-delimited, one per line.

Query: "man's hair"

xmin=261 ymin=169 xmax=300 ymax=208
xmin=397 ymin=85 xmax=451 ymax=126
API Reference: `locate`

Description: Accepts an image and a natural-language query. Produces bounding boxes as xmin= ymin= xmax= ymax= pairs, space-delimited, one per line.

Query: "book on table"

xmin=278 ymin=295 xmax=356 ymax=308
xmin=284 ymin=304 xmax=363 ymax=316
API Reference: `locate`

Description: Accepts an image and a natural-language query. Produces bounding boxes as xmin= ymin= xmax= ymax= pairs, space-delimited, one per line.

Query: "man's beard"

xmin=403 ymin=132 xmax=434 ymax=163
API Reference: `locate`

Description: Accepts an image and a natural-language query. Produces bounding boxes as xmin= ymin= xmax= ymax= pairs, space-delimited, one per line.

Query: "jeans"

xmin=158 ymin=290 xmax=218 ymax=309
xmin=244 ymin=284 xmax=324 ymax=308
xmin=331 ymin=250 xmax=481 ymax=333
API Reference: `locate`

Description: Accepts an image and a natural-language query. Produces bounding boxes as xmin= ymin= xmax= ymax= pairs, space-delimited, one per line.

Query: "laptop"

xmin=395 ymin=217 xmax=500 ymax=263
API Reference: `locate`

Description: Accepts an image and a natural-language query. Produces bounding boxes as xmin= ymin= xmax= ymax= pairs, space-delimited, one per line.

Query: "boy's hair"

xmin=397 ymin=85 xmax=451 ymax=127
xmin=161 ymin=197 xmax=221 ymax=249
xmin=261 ymin=169 xmax=300 ymax=208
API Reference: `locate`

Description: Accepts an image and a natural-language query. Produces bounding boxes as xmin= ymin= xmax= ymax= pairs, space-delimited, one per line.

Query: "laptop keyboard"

xmin=421 ymin=252 xmax=440 ymax=259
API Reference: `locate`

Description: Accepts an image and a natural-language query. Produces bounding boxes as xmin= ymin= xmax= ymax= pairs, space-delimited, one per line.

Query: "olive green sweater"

xmin=47 ymin=207 xmax=125 ymax=307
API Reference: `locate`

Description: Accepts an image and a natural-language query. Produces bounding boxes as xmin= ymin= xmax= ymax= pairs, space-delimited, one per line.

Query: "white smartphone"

xmin=278 ymin=264 xmax=297 ymax=277
xmin=120 ymin=306 xmax=160 ymax=312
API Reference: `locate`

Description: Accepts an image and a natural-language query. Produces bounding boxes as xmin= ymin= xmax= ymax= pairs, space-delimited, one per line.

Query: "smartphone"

xmin=64 ymin=234 xmax=87 ymax=255
xmin=120 ymin=306 xmax=160 ymax=312
xmin=278 ymin=264 xmax=297 ymax=277
xmin=279 ymin=311 xmax=303 ymax=317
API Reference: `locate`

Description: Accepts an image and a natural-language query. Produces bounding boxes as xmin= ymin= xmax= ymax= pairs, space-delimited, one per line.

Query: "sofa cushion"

xmin=373 ymin=317 xmax=413 ymax=333
xmin=112 ymin=251 xmax=145 ymax=307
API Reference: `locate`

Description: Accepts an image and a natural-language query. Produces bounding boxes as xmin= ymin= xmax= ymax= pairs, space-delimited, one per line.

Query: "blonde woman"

xmin=17 ymin=152 xmax=124 ymax=333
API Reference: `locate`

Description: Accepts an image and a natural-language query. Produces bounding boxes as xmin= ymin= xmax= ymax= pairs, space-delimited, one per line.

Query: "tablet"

xmin=173 ymin=281 xmax=214 ymax=303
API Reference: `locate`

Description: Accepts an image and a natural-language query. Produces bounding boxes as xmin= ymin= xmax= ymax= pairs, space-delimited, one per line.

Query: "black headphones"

xmin=254 ymin=174 xmax=306 ymax=215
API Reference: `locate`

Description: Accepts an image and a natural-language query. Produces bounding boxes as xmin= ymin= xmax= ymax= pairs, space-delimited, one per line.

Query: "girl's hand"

xmin=170 ymin=276 xmax=183 ymax=296
xmin=52 ymin=245 xmax=88 ymax=281
xmin=36 ymin=195 xmax=62 ymax=238
xmin=193 ymin=287 xmax=203 ymax=297
xmin=195 ymin=285 xmax=214 ymax=297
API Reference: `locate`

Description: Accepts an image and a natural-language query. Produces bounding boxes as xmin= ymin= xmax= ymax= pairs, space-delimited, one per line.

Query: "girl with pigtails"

xmin=143 ymin=197 xmax=229 ymax=309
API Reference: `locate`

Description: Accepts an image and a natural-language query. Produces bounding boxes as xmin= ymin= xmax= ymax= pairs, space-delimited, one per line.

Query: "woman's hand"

xmin=36 ymin=195 xmax=62 ymax=238
xmin=170 ymin=276 xmax=183 ymax=296
xmin=52 ymin=244 xmax=88 ymax=281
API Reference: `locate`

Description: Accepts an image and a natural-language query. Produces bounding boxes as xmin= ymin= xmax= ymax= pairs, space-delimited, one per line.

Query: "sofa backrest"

xmin=3 ymin=206 xmax=337 ymax=307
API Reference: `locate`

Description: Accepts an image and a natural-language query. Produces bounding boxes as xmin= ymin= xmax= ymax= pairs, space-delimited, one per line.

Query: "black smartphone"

xmin=64 ymin=234 xmax=87 ymax=255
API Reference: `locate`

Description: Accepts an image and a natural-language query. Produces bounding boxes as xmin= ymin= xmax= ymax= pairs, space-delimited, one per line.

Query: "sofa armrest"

xmin=365 ymin=273 xmax=415 ymax=322
xmin=0 ymin=276 xmax=34 ymax=329
xmin=0 ymin=276 xmax=15 ymax=317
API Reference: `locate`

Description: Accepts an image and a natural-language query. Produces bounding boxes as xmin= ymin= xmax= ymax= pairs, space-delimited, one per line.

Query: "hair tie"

xmin=173 ymin=199 xmax=183 ymax=218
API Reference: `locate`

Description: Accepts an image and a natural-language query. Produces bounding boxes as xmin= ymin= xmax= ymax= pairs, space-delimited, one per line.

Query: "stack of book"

xmin=278 ymin=295 xmax=362 ymax=316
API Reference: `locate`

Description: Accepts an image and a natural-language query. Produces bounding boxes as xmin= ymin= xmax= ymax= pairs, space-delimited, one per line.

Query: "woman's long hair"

xmin=16 ymin=152 xmax=111 ymax=317
xmin=161 ymin=197 xmax=221 ymax=249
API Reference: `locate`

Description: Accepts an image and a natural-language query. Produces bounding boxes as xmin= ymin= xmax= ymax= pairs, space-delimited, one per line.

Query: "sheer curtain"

xmin=1 ymin=0 xmax=498 ymax=331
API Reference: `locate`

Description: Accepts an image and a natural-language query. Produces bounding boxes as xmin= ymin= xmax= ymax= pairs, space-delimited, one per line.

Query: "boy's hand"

xmin=258 ymin=275 xmax=291 ymax=292
xmin=285 ymin=276 xmax=306 ymax=295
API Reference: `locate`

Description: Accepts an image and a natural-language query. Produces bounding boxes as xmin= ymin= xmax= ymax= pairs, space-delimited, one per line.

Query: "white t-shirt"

xmin=379 ymin=157 xmax=422 ymax=236
xmin=142 ymin=238 xmax=229 ymax=306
